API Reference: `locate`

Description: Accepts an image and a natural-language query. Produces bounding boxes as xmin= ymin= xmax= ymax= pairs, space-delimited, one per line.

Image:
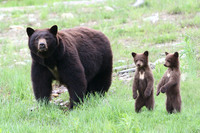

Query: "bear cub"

xmin=157 ymin=52 xmax=181 ymax=113
xmin=132 ymin=51 xmax=154 ymax=113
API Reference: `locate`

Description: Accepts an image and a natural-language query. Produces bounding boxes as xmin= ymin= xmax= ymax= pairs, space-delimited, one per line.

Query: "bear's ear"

xmin=144 ymin=51 xmax=149 ymax=56
xmin=50 ymin=25 xmax=58 ymax=35
xmin=165 ymin=52 xmax=169 ymax=56
xmin=132 ymin=52 xmax=136 ymax=57
xmin=26 ymin=27 xmax=35 ymax=37
xmin=174 ymin=52 xmax=179 ymax=58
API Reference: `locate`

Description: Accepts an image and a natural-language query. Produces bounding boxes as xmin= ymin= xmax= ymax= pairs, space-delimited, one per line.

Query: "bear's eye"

xmin=167 ymin=60 xmax=171 ymax=62
xmin=135 ymin=59 xmax=138 ymax=62
xmin=44 ymin=36 xmax=50 ymax=40
xmin=34 ymin=36 xmax=40 ymax=41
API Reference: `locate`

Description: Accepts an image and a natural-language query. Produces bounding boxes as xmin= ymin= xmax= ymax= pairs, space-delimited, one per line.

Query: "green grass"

xmin=0 ymin=0 xmax=66 ymax=7
xmin=0 ymin=0 xmax=200 ymax=132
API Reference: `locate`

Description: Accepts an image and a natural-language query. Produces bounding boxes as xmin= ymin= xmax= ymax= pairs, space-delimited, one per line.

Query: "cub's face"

xmin=164 ymin=52 xmax=179 ymax=68
xmin=131 ymin=51 xmax=149 ymax=68
xmin=26 ymin=25 xmax=58 ymax=58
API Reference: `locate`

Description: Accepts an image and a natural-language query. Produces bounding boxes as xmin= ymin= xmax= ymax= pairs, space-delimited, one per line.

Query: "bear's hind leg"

xmin=173 ymin=96 xmax=181 ymax=113
xmin=145 ymin=94 xmax=154 ymax=111
xmin=86 ymin=75 xmax=104 ymax=96
xmin=135 ymin=96 xmax=145 ymax=113
xmin=98 ymin=68 xmax=112 ymax=94
xmin=87 ymin=68 xmax=112 ymax=96
xmin=166 ymin=97 xmax=174 ymax=114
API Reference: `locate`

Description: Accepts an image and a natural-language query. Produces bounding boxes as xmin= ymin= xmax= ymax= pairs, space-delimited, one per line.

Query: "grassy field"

xmin=0 ymin=0 xmax=200 ymax=132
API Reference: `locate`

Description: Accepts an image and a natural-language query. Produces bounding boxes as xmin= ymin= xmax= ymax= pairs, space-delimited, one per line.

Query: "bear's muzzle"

xmin=38 ymin=38 xmax=48 ymax=52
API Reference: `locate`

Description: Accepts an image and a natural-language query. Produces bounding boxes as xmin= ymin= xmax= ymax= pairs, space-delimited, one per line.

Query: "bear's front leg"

xmin=132 ymin=77 xmax=138 ymax=99
xmin=144 ymin=77 xmax=154 ymax=98
xmin=156 ymin=77 xmax=165 ymax=96
xmin=61 ymin=70 xmax=87 ymax=109
xmin=59 ymin=59 xmax=87 ymax=109
xmin=161 ymin=78 xmax=177 ymax=93
xmin=31 ymin=61 xmax=53 ymax=102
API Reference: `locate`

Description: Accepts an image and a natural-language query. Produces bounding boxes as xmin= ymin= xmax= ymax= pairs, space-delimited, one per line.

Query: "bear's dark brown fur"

xmin=26 ymin=25 xmax=113 ymax=109
xmin=156 ymin=52 xmax=181 ymax=113
xmin=131 ymin=51 xmax=154 ymax=113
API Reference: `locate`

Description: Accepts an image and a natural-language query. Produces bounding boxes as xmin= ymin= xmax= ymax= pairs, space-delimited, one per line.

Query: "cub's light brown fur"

xmin=157 ymin=52 xmax=182 ymax=113
xmin=132 ymin=51 xmax=154 ymax=113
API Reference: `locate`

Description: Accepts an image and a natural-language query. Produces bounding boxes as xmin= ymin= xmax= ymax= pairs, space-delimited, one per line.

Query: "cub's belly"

xmin=138 ymin=79 xmax=147 ymax=94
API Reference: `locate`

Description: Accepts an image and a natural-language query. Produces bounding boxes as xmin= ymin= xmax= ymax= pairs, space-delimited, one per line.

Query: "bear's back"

xmin=58 ymin=27 xmax=112 ymax=82
xmin=59 ymin=27 xmax=111 ymax=52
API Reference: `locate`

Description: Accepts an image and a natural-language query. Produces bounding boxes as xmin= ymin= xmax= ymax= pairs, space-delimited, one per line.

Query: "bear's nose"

xmin=137 ymin=64 xmax=141 ymax=67
xmin=39 ymin=43 xmax=45 ymax=49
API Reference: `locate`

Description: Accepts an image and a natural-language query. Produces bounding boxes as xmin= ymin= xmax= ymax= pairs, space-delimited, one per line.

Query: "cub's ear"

xmin=165 ymin=52 xmax=169 ymax=56
xmin=50 ymin=25 xmax=58 ymax=35
xmin=144 ymin=51 xmax=149 ymax=56
xmin=174 ymin=52 xmax=179 ymax=57
xmin=26 ymin=27 xmax=35 ymax=37
xmin=132 ymin=52 xmax=136 ymax=57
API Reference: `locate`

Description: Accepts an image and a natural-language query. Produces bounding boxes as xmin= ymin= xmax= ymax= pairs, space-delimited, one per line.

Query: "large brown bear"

xmin=26 ymin=25 xmax=113 ymax=109
xmin=156 ymin=52 xmax=181 ymax=113
xmin=131 ymin=51 xmax=154 ymax=113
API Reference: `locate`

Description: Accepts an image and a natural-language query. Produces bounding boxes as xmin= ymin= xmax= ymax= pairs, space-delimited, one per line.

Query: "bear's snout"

xmin=39 ymin=43 xmax=47 ymax=51
xmin=136 ymin=60 xmax=143 ymax=68
xmin=164 ymin=62 xmax=170 ymax=67
xmin=39 ymin=43 xmax=45 ymax=48
xmin=38 ymin=38 xmax=48 ymax=52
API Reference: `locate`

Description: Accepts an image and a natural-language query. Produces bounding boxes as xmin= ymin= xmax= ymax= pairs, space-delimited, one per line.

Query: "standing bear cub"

xmin=157 ymin=52 xmax=181 ymax=113
xmin=26 ymin=25 xmax=113 ymax=109
xmin=132 ymin=51 xmax=154 ymax=113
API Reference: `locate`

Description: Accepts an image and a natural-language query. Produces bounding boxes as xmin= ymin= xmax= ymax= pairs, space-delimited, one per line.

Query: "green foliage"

xmin=0 ymin=0 xmax=65 ymax=7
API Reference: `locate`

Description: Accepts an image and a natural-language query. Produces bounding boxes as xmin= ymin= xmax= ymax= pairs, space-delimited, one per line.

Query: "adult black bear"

xmin=26 ymin=25 xmax=113 ymax=109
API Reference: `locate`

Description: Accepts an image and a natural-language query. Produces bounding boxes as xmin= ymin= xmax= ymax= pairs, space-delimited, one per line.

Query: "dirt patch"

xmin=159 ymin=12 xmax=186 ymax=22
xmin=0 ymin=25 xmax=27 ymax=46
xmin=154 ymin=41 xmax=183 ymax=48
xmin=80 ymin=21 xmax=98 ymax=27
